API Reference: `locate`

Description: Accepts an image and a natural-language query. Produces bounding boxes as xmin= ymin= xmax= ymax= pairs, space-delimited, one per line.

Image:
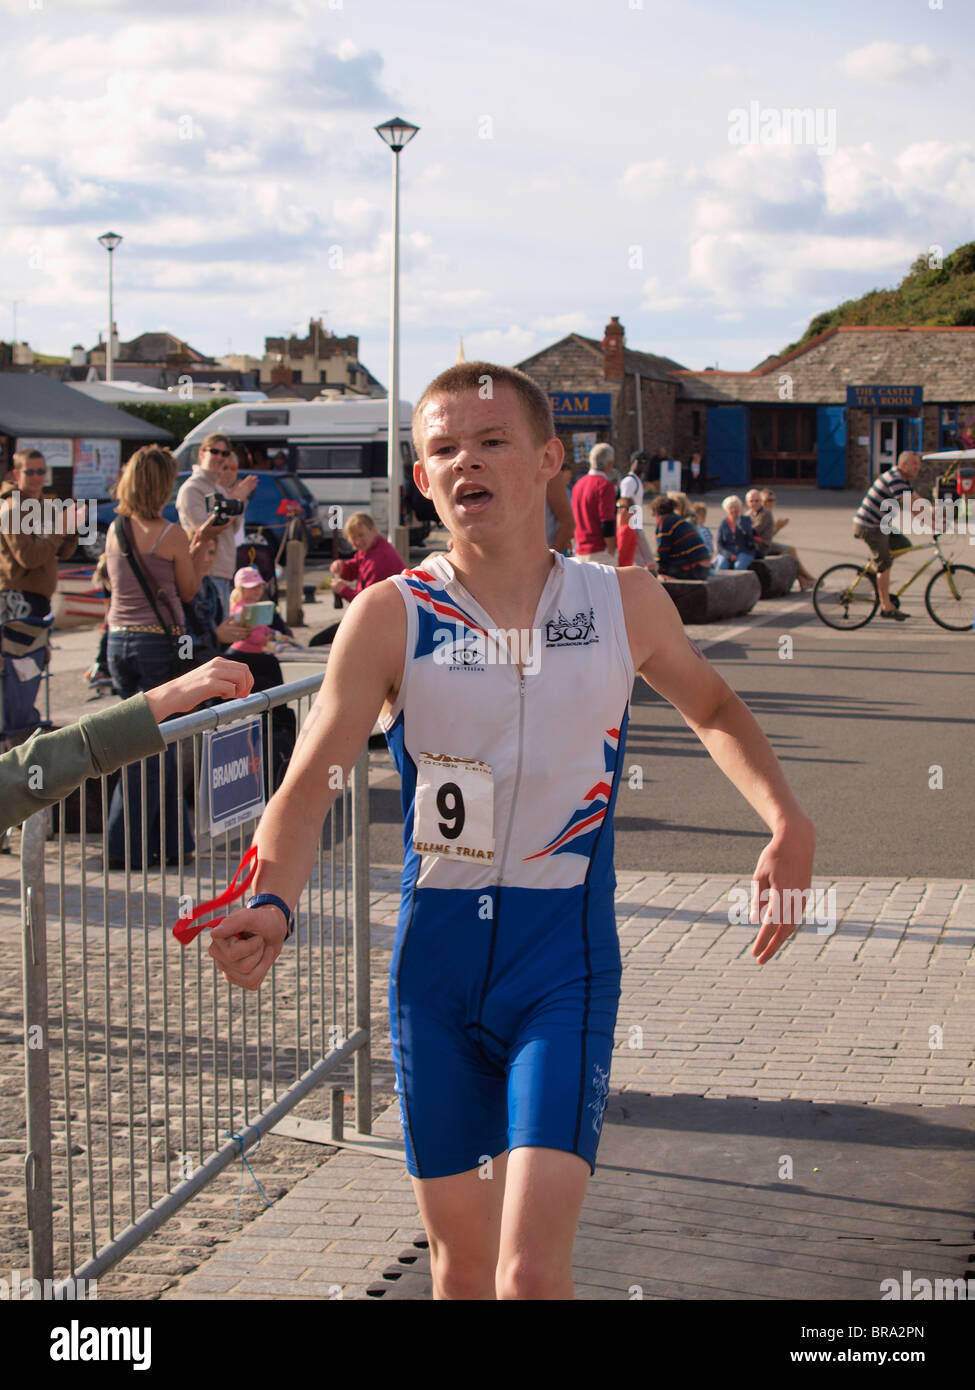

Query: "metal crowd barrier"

xmin=18 ymin=674 xmax=372 ymax=1293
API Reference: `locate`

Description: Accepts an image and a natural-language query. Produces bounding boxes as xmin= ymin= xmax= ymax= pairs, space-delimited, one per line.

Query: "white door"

xmin=873 ymin=417 xmax=897 ymax=476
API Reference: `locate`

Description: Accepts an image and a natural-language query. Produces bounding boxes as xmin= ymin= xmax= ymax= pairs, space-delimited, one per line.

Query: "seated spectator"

xmin=714 ymin=496 xmax=757 ymax=571
xmin=667 ymin=491 xmax=691 ymax=517
xmin=183 ymin=533 xmax=251 ymax=664
xmin=652 ymin=495 xmax=712 ymax=580
xmin=692 ymin=503 xmax=715 ymax=564
xmin=752 ymin=488 xmax=815 ymax=590
xmin=330 ymin=513 xmax=405 ymax=603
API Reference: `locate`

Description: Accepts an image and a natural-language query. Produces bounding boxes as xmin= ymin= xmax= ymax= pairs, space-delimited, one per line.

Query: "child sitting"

xmin=693 ymin=502 xmax=716 ymax=566
xmin=228 ymin=565 xmax=290 ymax=654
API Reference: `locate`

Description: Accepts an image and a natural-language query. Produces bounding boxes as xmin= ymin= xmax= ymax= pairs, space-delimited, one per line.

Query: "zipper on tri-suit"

xmin=496 ymin=671 xmax=527 ymax=887
xmin=475 ymin=670 xmax=526 ymax=1038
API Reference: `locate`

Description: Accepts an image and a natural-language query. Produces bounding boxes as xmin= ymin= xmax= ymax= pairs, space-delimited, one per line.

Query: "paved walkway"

xmin=167 ymin=869 xmax=975 ymax=1300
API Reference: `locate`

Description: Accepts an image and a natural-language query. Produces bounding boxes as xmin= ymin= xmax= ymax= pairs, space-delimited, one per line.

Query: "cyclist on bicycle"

xmin=853 ymin=450 xmax=923 ymax=620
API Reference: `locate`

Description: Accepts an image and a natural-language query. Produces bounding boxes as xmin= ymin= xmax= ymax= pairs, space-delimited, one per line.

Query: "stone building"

xmin=261 ymin=317 xmax=384 ymax=397
xmin=517 ymin=317 xmax=688 ymax=472
xmin=519 ymin=318 xmax=975 ymax=489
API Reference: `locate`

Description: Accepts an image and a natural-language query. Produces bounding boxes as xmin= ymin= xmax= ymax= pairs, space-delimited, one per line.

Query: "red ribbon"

xmin=173 ymin=846 xmax=259 ymax=946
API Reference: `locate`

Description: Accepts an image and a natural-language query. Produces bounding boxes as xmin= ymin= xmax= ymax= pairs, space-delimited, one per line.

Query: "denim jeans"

xmin=713 ymin=552 xmax=754 ymax=571
xmin=106 ymin=631 xmax=194 ymax=865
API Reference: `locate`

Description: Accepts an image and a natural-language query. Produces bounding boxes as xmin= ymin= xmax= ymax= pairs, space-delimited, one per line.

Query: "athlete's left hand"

xmin=748 ymin=815 xmax=816 ymax=963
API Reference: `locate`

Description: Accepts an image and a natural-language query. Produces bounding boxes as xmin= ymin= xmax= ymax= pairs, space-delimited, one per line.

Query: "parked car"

xmin=82 ymin=472 xmax=325 ymax=562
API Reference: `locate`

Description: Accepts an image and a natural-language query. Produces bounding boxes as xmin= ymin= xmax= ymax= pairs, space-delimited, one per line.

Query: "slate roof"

xmin=0 ymin=372 xmax=173 ymax=440
xmin=676 ymin=327 xmax=975 ymax=404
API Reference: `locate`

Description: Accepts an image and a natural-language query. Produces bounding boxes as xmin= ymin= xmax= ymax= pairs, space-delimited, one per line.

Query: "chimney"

xmin=602 ymin=316 xmax=624 ymax=380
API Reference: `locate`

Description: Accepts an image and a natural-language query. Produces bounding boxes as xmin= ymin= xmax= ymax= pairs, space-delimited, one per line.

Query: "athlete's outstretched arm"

xmin=209 ymin=580 xmax=406 ymax=989
xmin=617 ymin=567 xmax=815 ymax=963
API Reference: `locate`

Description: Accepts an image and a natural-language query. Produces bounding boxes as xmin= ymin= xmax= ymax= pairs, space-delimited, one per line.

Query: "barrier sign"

xmin=203 ymin=719 xmax=265 ymax=836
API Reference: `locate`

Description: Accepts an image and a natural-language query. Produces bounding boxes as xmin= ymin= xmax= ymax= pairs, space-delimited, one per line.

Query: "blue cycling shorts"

xmin=389 ymin=884 xmax=622 ymax=1180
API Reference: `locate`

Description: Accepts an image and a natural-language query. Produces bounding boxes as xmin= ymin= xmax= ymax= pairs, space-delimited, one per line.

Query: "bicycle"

xmin=812 ymin=531 xmax=975 ymax=631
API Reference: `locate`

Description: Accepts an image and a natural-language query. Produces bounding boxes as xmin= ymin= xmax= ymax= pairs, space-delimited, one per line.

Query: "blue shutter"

xmin=906 ymin=417 xmax=922 ymax=451
xmin=705 ymin=406 xmax=749 ymax=486
xmin=816 ymin=406 xmax=847 ymax=488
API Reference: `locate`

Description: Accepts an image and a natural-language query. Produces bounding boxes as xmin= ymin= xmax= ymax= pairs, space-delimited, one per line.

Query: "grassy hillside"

xmin=781 ymin=242 xmax=975 ymax=357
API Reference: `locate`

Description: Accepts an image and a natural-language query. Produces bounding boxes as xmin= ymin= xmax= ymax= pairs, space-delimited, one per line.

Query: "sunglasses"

xmin=21 ymin=468 xmax=47 ymax=476
xmin=206 ymin=448 xmax=230 ymax=457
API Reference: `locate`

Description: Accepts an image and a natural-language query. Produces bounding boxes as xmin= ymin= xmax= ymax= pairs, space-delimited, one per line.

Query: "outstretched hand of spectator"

xmin=143 ymin=657 xmax=254 ymax=723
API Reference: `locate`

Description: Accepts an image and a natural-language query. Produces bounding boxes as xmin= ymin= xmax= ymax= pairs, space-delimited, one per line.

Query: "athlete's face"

xmin=414 ymin=386 xmax=562 ymax=540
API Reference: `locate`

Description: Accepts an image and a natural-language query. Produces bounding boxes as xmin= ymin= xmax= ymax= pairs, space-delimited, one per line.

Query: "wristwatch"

xmin=245 ymin=893 xmax=294 ymax=940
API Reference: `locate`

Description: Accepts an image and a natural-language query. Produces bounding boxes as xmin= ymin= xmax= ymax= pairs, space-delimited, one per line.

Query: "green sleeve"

xmin=0 ymin=695 xmax=166 ymax=834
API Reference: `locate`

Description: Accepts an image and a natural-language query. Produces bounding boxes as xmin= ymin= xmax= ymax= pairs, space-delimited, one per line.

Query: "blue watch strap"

xmin=246 ymin=893 xmax=294 ymax=940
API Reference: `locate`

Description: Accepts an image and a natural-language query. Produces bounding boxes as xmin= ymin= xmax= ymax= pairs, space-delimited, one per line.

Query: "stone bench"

xmin=659 ymin=570 xmax=761 ymax=624
xmin=750 ymin=554 xmax=799 ymax=598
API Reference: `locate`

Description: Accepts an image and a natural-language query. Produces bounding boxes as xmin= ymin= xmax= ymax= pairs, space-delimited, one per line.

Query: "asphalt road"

xmin=365 ymin=591 xmax=973 ymax=880
xmin=42 ymin=490 xmax=974 ymax=880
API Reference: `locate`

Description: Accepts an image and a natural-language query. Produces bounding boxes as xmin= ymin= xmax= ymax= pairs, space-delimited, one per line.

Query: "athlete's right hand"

xmin=208 ymin=907 xmax=288 ymax=990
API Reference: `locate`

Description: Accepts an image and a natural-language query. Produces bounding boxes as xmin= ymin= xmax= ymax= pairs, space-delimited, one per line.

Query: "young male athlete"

xmin=209 ymin=363 xmax=815 ymax=1301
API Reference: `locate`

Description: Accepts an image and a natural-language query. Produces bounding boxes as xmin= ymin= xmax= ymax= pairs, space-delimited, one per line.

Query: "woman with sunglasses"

xmin=175 ymin=435 xmax=256 ymax=621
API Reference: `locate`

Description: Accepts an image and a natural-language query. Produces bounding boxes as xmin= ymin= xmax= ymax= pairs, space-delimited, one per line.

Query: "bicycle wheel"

xmin=812 ymin=564 xmax=879 ymax=630
xmin=924 ymin=563 xmax=975 ymax=631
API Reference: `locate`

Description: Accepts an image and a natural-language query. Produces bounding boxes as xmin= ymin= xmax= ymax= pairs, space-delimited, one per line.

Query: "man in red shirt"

xmin=571 ymin=443 xmax=617 ymax=563
xmin=330 ymin=512 xmax=405 ymax=603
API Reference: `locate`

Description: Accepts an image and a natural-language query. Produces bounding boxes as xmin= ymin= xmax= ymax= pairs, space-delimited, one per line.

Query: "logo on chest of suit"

xmin=545 ymin=607 xmax=598 ymax=647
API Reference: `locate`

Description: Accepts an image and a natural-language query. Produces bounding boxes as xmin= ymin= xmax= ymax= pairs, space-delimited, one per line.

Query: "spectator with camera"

xmin=176 ymin=433 xmax=257 ymax=621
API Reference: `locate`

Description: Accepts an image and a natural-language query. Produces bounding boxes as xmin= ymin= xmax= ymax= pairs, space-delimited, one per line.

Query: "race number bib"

xmin=413 ymin=753 xmax=495 ymax=864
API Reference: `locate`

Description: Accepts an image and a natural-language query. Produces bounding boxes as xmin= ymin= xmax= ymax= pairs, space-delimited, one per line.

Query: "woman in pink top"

xmin=329 ymin=512 xmax=405 ymax=604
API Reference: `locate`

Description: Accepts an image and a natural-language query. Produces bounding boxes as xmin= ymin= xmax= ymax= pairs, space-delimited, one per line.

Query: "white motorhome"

xmin=174 ymin=397 xmax=435 ymax=541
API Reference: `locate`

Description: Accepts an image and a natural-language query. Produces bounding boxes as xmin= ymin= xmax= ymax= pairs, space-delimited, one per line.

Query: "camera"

xmin=206 ymin=493 xmax=246 ymax=523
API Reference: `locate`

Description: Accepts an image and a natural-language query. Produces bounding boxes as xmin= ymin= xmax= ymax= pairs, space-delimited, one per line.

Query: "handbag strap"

xmin=113 ymin=517 xmax=180 ymax=649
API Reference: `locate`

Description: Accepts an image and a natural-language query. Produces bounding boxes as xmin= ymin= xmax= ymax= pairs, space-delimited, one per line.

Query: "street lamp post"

xmin=375 ymin=117 xmax=419 ymax=548
xmin=97 ymin=232 xmax=122 ymax=382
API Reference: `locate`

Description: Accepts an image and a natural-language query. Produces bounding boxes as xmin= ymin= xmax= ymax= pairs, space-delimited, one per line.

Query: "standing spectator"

xmin=0 ymin=448 xmax=79 ymax=620
xmin=329 ymin=513 xmax=405 ymax=604
xmin=571 ymin=442 xmax=617 ymax=564
xmin=223 ymin=450 xmax=249 ymax=549
xmin=688 ymin=451 xmax=705 ymax=494
xmin=714 ymin=496 xmax=757 ymax=571
xmin=619 ymin=453 xmax=645 ymax=516
xmin=616 ymin=498 xmax=655 ymax=570
xmin=646 ymin=445 xmax=667 ymax=494
xmin=652 ymin=495 xmax=712 ymax=580
xmin=545 ymin=461 xmax=574 ymax=554
xmin=176 ymin=434 xmax=257 ymax=621
xmin=104 ymin=445 xmax=215 ymax=869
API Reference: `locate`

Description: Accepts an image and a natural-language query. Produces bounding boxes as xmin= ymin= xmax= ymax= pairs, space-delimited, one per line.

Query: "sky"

xmin=1 ymin=0 xmax=974 ymax=402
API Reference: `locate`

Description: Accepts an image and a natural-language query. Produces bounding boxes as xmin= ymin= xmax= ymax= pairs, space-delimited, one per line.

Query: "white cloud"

xmin=641 ymin=276 xmax=692 ymax=313
xmin=462 ymin=326 xmax=538 ymax=363
xmin=619 ymin=159 xmax=671 ymax=200
xmin=841 ymin=41 xmax=948 ymax=85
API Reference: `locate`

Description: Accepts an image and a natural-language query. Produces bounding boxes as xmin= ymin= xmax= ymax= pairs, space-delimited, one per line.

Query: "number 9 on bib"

xmin=413 ymin=753 xmax=495 ymax=864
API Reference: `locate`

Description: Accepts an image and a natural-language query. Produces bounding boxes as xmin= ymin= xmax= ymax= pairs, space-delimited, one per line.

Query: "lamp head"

xmin=98 ymin=231 xmax=123 ymax=253
xmin=375 ymin=117 xmax=419 ymax=151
